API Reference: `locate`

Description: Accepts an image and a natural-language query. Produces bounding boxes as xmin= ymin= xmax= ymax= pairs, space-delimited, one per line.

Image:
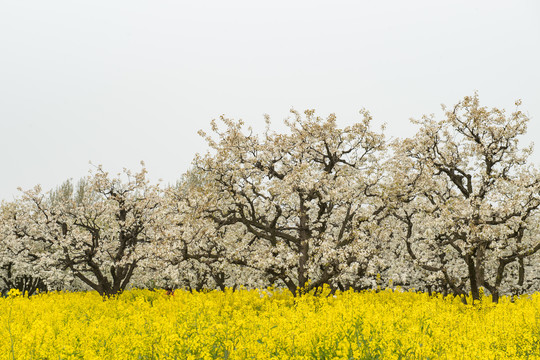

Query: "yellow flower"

xmin=0 ymin=288 xmax=539 ymax=359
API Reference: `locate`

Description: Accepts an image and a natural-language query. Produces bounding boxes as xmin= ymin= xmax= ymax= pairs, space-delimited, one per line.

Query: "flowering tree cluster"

xmin=0 ymin=166 xmax=164 ymax=297
xmin=1 ymin=94 xmax=539 ymax=301
xmin=388 ymin=95 xmax=540 ymax=301
xmin=192 ymin=110 xmax=388 ymax=294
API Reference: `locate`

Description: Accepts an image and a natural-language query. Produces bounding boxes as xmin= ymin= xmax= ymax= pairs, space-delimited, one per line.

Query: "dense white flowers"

xmin=1 ymin=166 xmax=164 ymax=297
xmin=388 ymin=93 xmax=540 ymax=301
xmin=193 ymin=109 xmax=388 ymax=294
xmin=0 ymin=95 xmax=538 ymax=301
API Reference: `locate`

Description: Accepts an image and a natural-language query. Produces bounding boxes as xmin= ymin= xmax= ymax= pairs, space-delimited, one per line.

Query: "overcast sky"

xmin=1 ymin=1 xmax=539 ymax=201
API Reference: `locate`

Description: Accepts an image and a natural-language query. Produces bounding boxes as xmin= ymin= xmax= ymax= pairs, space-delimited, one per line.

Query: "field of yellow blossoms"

xmin=0 ymin=287 xmax=539 ymax=359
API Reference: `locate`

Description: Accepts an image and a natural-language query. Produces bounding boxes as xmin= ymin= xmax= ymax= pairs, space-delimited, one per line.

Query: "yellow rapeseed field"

xmin=0 ymin=287 xmax=539 ymax=359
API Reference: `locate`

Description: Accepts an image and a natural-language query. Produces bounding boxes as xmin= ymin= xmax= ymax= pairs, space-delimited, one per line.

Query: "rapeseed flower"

xmin=0 ymin=288 xmax=538 ymax=359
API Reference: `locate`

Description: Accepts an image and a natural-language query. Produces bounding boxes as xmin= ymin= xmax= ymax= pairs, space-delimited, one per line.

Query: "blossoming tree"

xmin=390 ymin=94 xmax=540 ymax=301
xmin=0 ymin=201 xmax=51 ymax=296
xmin=6 ymin=165 xmax=164 ymax=297
xmin=194 ymin=110 xmax=388 ymax=294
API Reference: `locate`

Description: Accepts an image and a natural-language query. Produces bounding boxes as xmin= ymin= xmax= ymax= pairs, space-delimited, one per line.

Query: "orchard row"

xmin=1 ymin=94 xmax=539 ymax=302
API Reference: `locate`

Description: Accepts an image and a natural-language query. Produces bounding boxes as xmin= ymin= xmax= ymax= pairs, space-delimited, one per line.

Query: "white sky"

xmin=1 ymin=1 xmax=539 ymax=201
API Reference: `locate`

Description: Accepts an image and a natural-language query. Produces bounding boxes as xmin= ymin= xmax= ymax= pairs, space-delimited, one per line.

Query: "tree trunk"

xmin=297 ymin=196 xmax=310 ymax=292
xmin=466 ymin=255 xmax=480 ymax=301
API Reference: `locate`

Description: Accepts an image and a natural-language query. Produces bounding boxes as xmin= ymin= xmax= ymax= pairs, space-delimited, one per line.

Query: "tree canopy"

xmin=1 ymin=94 xmax=538 ymax=301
